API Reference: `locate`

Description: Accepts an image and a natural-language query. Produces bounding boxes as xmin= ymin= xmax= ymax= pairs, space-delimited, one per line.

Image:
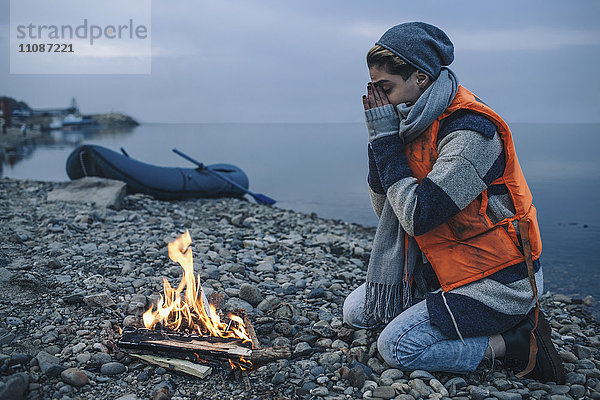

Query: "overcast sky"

xmin=1 ymin=0 xmax=599 ymax=123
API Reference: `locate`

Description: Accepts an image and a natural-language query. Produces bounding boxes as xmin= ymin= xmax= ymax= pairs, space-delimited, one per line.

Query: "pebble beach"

xmin=1 ymin=177 xmax=599 ymax=400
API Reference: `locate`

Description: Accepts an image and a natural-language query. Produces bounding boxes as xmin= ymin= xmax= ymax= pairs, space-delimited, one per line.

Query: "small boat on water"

xmin=50 ymin=114 xmax=97 ymax=130
xmin=66 ymin=145 xmax=249 ymax=200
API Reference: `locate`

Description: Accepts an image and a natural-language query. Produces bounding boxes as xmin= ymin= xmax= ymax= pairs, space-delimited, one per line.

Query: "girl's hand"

xmin=362 ymin=82 xmax=391 ymax=110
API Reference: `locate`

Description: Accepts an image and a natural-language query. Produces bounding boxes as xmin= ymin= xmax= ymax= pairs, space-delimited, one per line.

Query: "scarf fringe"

xmin=364 ymin=282 xmax=409 ymax=324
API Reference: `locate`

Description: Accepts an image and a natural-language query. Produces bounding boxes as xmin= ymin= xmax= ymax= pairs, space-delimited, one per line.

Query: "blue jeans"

xmin=343 ymin=283 xmax=489 ymax=373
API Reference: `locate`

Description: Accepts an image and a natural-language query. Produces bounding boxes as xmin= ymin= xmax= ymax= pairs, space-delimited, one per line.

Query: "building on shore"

xmin=9 ymin=97 xmax=79 ymax=118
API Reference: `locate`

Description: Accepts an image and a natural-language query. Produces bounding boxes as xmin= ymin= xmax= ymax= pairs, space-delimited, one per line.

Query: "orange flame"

xmin=142 ymin=231 xmax=252 ymax=345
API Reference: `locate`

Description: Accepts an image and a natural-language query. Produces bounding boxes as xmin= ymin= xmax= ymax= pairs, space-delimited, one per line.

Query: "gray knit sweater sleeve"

xmin=368 ymin=187 xmax=386 ymax=218
xmin=386 ymin=129 xmax=504 ymax=236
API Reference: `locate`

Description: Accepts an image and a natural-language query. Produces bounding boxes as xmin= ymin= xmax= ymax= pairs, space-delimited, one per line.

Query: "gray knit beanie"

xmin=376 ymin=22 xmax=454 ymax=79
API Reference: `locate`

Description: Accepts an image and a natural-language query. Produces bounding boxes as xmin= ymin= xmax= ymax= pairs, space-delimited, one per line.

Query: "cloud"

xmin=347 ymin=22 xmax=600 ymax=52
xmin=452 ymin=27 xmax=600 ymax=52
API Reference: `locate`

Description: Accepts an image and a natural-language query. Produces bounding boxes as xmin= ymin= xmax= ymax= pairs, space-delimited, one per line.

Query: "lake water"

xmin=3 ymin=122 xmax=600 ymax=317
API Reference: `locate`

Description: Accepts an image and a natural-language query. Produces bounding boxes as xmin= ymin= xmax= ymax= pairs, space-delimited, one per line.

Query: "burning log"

xmin=119 ymin=327 xmax=290 ymax=368
xmin=118 ymin=230 xmax=290 ymax=378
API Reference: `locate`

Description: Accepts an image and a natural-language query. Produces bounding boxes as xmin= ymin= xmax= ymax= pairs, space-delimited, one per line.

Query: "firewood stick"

xmin=120 ymin=336 xmax=290 ymax=363
xmin=240 ymin=310 xmax=260 ymax=349
xmin=130 ymin=353 xmax=212 ymax=379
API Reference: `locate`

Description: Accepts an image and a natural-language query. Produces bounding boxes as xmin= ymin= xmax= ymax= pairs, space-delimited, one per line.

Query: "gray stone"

xmin=76 ymin=353 xmax=91 ymax=363
xmin=63 ymin=293 xmax=85 ymax=305
xmin=569 ymin=384 xmax=586 ymax=399
xmin=100 ymin=361 xmax=126 ymax=375
xmin=308 ymin=287 xmax=325 ymax=298
xmin=429 ymin=378 xmax=449 ymax=396
xmin=293 ymin=342 xmax=312 ymax=357
xmin=0 ymin=268 xmax=13 ymax=282
xmin=560 ymin=350 xmax=578 ymax=363
xmin=576 ymin=359 xmax=596 ymax=369
xmin=553 ymin=294 xmax=572 ymax=303
xmin=311 ymin=365 xmax=325 ymax=376
xmin=527 ymin=382 xmax=551 ymax=391
xmin=44 ymin=345 xmax=61 ymax=356
xmin=123 ymin=315 xmax=140 ymax=327
xmin=281 ymin=282 xmax=297 ymax=295
xmin=366 ymin=356 xmax=386 ymax=374
xmin=318 ymin=352 xmax=341 ymax=371
xmin=361 ymin=380 xmax=377 ymax=392
xmin=6 ymin=317 xmax=23 ymax=326
xmin=309 ymin=386 xmax=329 ymax=396
xmin=83 ymin=292 xmax=116 ymax=308
xmin=580 ymin=368 xmax=600 ymax=378
xmin=312 ymin=320 xmax=335 ymax=338
xmin=549 ymin=384 xmax=570 ymax=395
xmin=47 ymin=177 xmax=126 ymax=209
xmin=493 ymin=378 xmax=513 ymax=391
xmin=530 ymin=389 xmax=548 ymax=399
xmin=0 ymin=330 xmax=15 ymax=345
xmin=131 ymin=278 xmax=146 ymax=288
xmin=115 ymin=395 xmax=138 ymax=400
xmin=274 ymin=304 xmax=294 ymax=320
xmin=35 ymin=351 xmax=64 ymax=377
xmin=271 ymin=372 xmax=285 ymax=385
xmin=444 ymin=377 xmax=467 ymax=391
xmin=224 ymin=297 xmax=253 ymax=313
xmin=0 ymin=373 xmax=28 ymax=400
xmin=81 ymin=243 xmax=97 ymax=253
xmin=238 ymin=283 xmax=263 ymax=306
xmin=301 ymin=381 xmax=317 ymax=394
xmin=90 ymin=352 xmax=112 ymax=366
xmin=574 ymin=344 xmax=593 ymax=359
xmin=409 ymin=369 xmax=435 ymax=380
xmin=470 ymin=386 xmax=490 ymax=400
xmin=256 ymin=296 xmax=281 ymax=312
xmin=331 ymin=339 xmax=348 ymax=349
xmin=274 ymin=321 xmax=292 ymax=336
xmin=71 ymin=343 xmax=86 ymax=354
xmin=379 ymin=368 xmax=404 ymax=385
xmin=566 ymin=371 xmax=586 ymax=385
xmin=489 ymin=391 xmax=522 ymax=400
xmin=394 ymin=395 xmax=417 ymax=400
xmin=315 ymin=338 xmax=332 ymax=349
xmin=372 ymin=385 xmax=396 ymax=399
xmin=409 ymin=378 xmax=432 ymax=398
xmin=255 ymin=260 xmax=274 ymax=273
xmin=9 ymin=354 xmax=30 ymax=366
xmin=348 ymin=365 xmax=366 ymax=388
xmin=55 ymin=274 xmax=72 ymax=284
xmin=61 ymin=368 xmax=89 ymax=387
xmin=242 ymin=217 xmax=261 ymax=227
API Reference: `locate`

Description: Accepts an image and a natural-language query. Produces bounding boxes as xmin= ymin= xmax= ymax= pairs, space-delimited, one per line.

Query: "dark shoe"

xmin=501 ymin=308 xmax=566 ymax=384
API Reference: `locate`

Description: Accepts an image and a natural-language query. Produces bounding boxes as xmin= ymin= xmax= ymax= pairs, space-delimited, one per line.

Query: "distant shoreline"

xmin=0 ymin=112 xmax=138 ymax=151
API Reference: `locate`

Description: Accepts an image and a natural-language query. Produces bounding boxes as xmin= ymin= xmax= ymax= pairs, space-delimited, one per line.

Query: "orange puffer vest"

xmin=406 ymin=86 xmax=542 ymax=292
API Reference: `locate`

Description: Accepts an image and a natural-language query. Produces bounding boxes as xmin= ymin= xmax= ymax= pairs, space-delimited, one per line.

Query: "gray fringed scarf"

xmin=364 ymin=68 xmax=459 ymax=323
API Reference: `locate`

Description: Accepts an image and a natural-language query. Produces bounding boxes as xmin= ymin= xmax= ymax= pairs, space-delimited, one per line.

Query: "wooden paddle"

xmin=172 ymin=148 xmax=276 ymax=206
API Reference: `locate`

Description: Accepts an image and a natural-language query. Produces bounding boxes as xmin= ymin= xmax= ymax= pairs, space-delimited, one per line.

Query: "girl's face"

xmin=368 ymin=65 xmax=428 ymax=108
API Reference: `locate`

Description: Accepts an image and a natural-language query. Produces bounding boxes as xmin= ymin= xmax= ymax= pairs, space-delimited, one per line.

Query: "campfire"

xmin=142 ymin=230 xmax=252 ymax=345
xmin=118 ymin=230 xmax=289 ymax=376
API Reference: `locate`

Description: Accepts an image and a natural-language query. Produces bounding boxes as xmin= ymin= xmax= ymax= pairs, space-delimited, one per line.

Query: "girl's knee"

xmin=377 ymin=326 xmax=402 ymax=368
xmin=342 ymin=287 xmax=362 ymax=327
xmin=377 ymin=322 xmax=428 ymax=370
xmin=342 ymin=284 xmax=381 ymax=329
